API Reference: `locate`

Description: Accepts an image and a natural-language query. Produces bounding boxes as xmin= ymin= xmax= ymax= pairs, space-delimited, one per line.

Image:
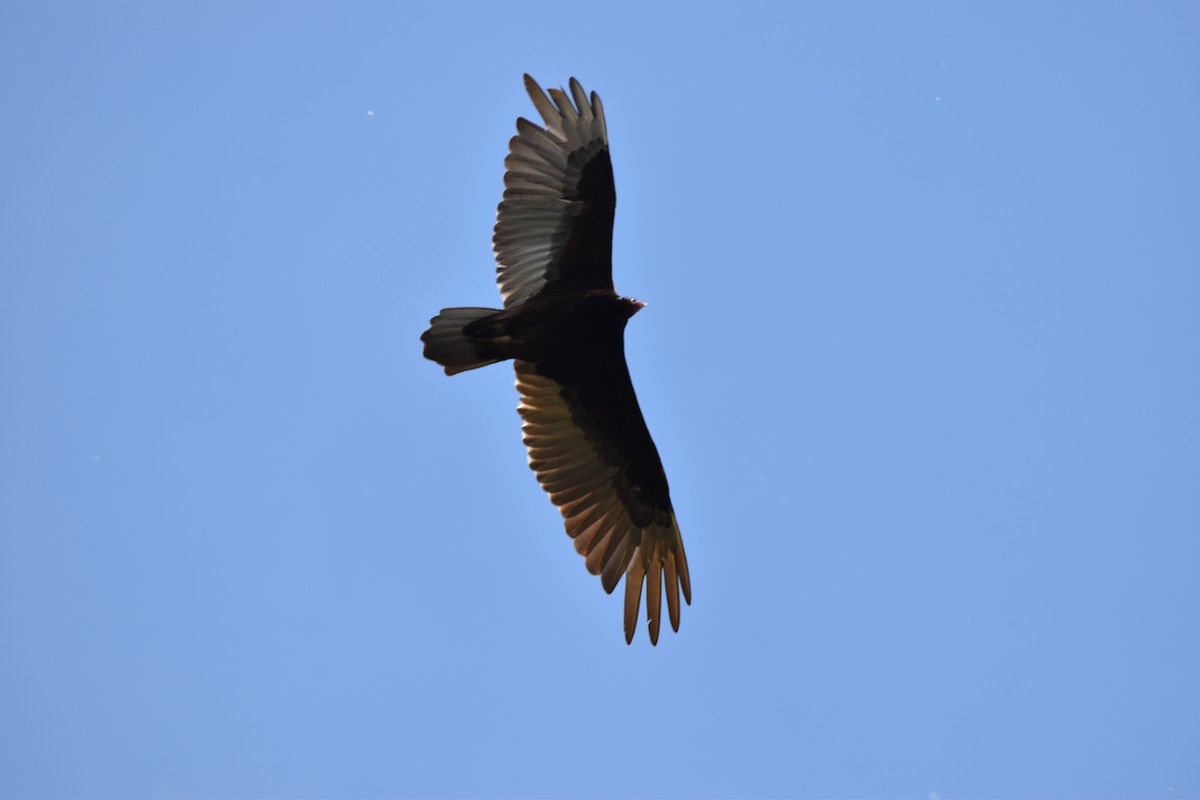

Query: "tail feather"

xmin=421 ymin=307 xmax=503 ymax=375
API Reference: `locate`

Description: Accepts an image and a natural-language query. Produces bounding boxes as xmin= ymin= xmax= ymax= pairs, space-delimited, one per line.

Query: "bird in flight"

xmin=421 ymin=75 xmax=690 ymax=645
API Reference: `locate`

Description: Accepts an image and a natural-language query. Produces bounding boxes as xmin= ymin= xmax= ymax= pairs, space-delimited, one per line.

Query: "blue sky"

xmin=2 ymin=1 xmax=1198 ymax=798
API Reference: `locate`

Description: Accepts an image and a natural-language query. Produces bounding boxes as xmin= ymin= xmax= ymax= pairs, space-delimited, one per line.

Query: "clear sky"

xmin=2 ymin=2 xmax=1198 ymax=798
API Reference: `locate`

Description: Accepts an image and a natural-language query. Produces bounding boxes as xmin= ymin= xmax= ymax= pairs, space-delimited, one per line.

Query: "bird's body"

xmin=422 ymin=76 xmax=689 ymax=644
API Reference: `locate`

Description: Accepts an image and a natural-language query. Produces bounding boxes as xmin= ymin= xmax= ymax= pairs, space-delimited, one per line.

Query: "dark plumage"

xmin=421 ymin=75 xmax=690 ymax=644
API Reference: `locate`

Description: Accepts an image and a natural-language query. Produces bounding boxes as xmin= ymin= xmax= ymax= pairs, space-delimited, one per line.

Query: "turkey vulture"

xmin=421 ymin=75 xmax=690 ymax=645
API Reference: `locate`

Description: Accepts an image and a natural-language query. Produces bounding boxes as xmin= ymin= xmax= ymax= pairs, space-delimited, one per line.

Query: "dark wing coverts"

xmin=516 ymin=360 xmax=691 ymax=644
xmin=494 ymin=75 xmax=615 ymax=305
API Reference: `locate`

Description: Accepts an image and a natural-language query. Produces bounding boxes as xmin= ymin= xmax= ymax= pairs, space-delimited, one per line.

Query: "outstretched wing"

xmin=514 ymin=359 xmax=691 ymax=645
xmin=493 ymin=75 xmax=615 ymax=308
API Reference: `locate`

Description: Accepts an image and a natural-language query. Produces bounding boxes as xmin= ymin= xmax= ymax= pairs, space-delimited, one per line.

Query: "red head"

xmin=621 ymin=296 xmax=646 ymax=318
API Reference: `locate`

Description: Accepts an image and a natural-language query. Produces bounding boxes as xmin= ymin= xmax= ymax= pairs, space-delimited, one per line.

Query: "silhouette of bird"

xmin=422 ymin=75 xmax=690 ymax=644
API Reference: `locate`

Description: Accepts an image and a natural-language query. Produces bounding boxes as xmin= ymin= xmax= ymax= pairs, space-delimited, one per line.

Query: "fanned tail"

xmin=421 ymin=307 xmax=503 ymax=375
